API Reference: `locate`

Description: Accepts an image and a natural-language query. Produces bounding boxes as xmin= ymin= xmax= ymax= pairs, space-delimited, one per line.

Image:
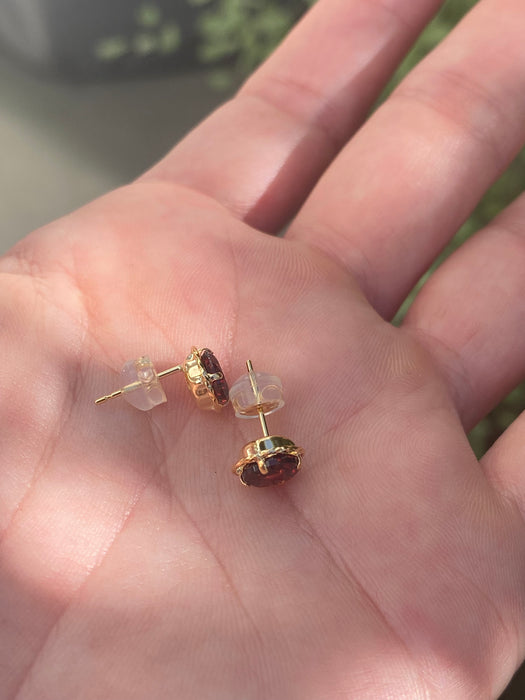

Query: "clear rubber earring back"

xmin=120 ymin=356 xmax=167 ymax=410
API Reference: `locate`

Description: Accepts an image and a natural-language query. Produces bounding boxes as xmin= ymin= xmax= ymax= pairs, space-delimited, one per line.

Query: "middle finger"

xmin=288 ymin=0 xmax=525 ymax=318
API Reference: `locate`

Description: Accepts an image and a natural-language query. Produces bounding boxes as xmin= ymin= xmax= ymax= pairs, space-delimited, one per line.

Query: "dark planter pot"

xmin=0 ymin=0 xmax=311 ymax=82
xmin=0 ymin=0 xmax=204 ymax=80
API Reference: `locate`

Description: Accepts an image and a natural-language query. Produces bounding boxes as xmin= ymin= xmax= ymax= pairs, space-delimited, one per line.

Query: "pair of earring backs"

xmin=96 ymin=347 xmax=303 ymax=487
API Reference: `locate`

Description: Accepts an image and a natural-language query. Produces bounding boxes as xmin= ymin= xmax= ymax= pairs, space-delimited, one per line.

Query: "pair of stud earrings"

xmin=95 ymin=347 xmax=304 ymax=487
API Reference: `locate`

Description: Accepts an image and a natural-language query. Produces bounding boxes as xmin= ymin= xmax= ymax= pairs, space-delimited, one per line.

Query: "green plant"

xmin=94 ymin=3 xmax=182 ymax=62
xmin=194 ymin=0 xmax=315 ymax=89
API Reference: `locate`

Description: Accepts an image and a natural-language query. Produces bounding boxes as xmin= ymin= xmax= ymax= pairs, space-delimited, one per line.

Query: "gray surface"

xmin=0 ymin=57 xmax=224 ymax=255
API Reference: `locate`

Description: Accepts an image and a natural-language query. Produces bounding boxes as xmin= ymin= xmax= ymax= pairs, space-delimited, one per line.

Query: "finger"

xmin=481 ymin=412 xmax=525 ymax=518
xmin=141 ymin=0 xmax=444 ymax=232
xmin=402 ymin=192 xmax=525 ymax=430
xmin=288 ymin=0 xmax=525 ymax=318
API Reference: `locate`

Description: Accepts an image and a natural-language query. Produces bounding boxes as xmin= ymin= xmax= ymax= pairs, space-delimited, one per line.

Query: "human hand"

xmin=2 ymin=0 xmax=525 ymax=697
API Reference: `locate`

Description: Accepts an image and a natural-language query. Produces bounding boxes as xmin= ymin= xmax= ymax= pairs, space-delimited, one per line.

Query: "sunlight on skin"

xmin=1 ymin=186 xmax=523 ymax=699
xmin=2 ymin=0 xmax=525 ymax=698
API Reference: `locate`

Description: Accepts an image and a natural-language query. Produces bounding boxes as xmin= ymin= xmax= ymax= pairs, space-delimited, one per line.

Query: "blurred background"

xmin=0 ymin=0 xmax=523 ymax=695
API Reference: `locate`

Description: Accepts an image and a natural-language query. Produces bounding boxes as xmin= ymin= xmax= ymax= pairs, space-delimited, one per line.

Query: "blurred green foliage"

xmin=198 ymin=0 xmax=524 ymax=458
xmin=94 ymin=3 xmax=182 ymax=62
xmin=195 ymin=0 xmax=316 ymax=89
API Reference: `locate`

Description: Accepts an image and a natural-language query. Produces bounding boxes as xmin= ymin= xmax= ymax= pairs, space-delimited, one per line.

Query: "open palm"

xmin=2 ymin=1 xmax=525 ymax=698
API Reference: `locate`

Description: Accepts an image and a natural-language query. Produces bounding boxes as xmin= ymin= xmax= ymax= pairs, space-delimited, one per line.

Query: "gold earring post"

xmin=95 ymin=364 xmax=182 ymax=405
xmin=157 ymin=365 xmax=183 ymax=379
xmin=246 ymin=360 xmax=269 ymax=437
xmin=95 ymin=389 xmax=126 ymax=404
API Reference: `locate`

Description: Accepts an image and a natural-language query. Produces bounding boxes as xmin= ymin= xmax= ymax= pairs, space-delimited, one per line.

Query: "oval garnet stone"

xmin=241 ymin=453 xmax=300 ymax=487
xmin=200 ymin=348 xmax=229 ymax=406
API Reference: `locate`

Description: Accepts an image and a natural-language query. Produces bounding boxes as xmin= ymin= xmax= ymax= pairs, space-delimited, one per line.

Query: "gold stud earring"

xmin=230 ymin=360 xmax=304 ymax=487
xmin=95 ymin=347 xmax=229 ymax=411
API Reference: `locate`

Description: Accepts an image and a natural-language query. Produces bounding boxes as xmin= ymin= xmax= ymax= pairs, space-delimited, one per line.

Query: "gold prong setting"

xmin=234 ymin=438 xmax=304 ymax=487
xmin=183 ymin=347 xmax=229 ymax=411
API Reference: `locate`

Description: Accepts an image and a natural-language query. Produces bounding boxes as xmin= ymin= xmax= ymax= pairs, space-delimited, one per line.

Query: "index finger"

xmin=141 ymin=0 xmax=444 ymax=232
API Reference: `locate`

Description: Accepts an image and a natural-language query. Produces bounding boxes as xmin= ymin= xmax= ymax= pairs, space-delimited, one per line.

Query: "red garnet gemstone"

xmin=241 ymin=453 xmax=300 ymax=487
xmin=200 ymin=348 xmax=229 ymax=406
